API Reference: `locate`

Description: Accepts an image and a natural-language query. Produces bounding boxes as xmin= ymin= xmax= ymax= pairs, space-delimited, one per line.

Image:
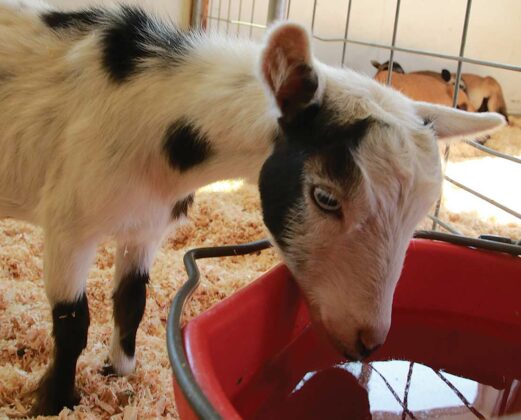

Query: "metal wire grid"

xmin=361 ymin=361 xmax=517 ymax=418
xmin=192 ymin=0 xmax=521 ymax=239
xmin=361 ymin=362 xmax=488 ymax=419
xmin=193 ymin=0 xmax=289 ymax=39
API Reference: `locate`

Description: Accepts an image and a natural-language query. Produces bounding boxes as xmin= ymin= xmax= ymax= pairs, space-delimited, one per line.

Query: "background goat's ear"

xmin=441 ymin=69 xmax=451 ymax=82
xmin=261 ymin=23 xmax=320 ymax=123
xmin=371 ymin=60 xmax=382 ymax=70
xmin=416 ymin=102 xmax=506 ymax=142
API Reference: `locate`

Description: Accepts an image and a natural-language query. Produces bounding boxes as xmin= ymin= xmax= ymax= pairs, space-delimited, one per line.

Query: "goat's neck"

xmin=155 ymin=38 xmax=278 ymax=197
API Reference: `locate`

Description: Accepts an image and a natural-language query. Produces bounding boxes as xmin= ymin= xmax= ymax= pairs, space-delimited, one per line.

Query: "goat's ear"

xmin=260 ymin=22 xmax=321 ymax=123
xmin=441 ymin=69 xmax=451 ymax=82
xmin=394 ymin=62 xmax=405 ymax=73
xmin=371 ymin=60 xmax=381 ymax=70
xmin=415 ymin=102 xmax=506 ymax=142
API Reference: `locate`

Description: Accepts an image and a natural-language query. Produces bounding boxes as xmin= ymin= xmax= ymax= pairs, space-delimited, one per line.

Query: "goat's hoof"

xmin=31 ymin=385 xmax=80 ymax=416
xmin=100 ymin=362 xmax=117 ymax=377
xmin=100 ymin=355 xmax=136 ymax=377
xmin=30 ymin=368 xmax=81 ymax=416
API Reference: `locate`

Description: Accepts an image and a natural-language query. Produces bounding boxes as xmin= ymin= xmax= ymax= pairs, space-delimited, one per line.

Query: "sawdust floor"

xmin=0 ymin=117 xmax=519 ymax=419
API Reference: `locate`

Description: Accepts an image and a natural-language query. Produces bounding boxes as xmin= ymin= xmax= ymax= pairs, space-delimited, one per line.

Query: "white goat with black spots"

xmin=0 ymin=1 xmax=505 ymax=415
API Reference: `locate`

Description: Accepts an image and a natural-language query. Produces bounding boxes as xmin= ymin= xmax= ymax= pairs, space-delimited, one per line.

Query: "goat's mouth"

xmin=303 ymin=301 xmax=378 ymax=361
xmin=343 ymin=342 xmax=382 ymax=362
xmin=318 ymin=330 xmax=365 ymax=362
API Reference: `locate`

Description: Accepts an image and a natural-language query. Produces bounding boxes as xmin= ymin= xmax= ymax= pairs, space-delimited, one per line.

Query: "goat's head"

xmin=441 ymin=69 xmax=468 ymax=93
xmin=258 ymin=23 xmax=505 ymax=359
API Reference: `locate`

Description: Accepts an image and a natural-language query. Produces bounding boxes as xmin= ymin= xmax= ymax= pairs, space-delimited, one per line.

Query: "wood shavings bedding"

xmin=0 ymin=186 xmax=278 ymax=419
xmin=0 ymin=121 xmax=519 ymax=418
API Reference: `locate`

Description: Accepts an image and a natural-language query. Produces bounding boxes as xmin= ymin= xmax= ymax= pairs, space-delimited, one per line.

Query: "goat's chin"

xmin=311 ymin=322 xmax=362 ymax=362
xmin=307 ymin=318 xmax=348 ymax=362
xmin=305 ymin=306 xmax=354 ymax=360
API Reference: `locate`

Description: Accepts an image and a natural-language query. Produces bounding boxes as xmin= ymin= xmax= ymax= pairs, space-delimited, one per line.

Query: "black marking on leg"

xmin=477 ymin=97 xmax=490 ymax=113
xmin=31 ymin=295 xmax=89 ymax=416
xmin=171 ymin=193 xmax=195 ymax=219
xmin=113 ymin=271 xmax=149 ymax=358
xmin=101 ymin=6 xmax=191 ymax=83
xmin=42 ymin=9 xmax=104 ymax=30
xmin=163 ymin=121 xmax=212 ymax=172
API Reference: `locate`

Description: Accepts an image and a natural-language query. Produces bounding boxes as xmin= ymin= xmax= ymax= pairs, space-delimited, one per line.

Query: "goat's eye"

xmin=312 ymin=186 xmax=341 ymax=212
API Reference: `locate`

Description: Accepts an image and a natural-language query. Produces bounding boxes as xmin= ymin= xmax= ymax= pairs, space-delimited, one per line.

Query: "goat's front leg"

xmin=31 ymin=232 xmax=97 ymax=416
xmin=102 ymin=238 xmax=161 ymax=376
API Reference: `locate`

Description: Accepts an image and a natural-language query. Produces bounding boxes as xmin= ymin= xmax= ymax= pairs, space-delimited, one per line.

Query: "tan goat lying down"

xmin=442 ymin=70 xmax=509 ymax=123
xmin=374 ymin=70 xmax=474 ymax=111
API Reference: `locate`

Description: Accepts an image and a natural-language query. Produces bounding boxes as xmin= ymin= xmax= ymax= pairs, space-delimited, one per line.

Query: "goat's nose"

xmin=356 ymin=339 xmax=380 ymax=359
xmin=357 ymin=329 xmax=385 ymax=359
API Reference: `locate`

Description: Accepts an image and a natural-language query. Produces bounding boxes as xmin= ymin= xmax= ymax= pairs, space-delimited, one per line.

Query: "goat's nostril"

xmin=357 ymin=340 xmax=381 ymax=358
xmin=357 ymin=329 xmax=383 ymax=359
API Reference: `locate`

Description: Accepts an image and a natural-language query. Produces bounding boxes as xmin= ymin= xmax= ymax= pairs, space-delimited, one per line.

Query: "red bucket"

xmin=168 ymin=235 xmax=521 ymax=419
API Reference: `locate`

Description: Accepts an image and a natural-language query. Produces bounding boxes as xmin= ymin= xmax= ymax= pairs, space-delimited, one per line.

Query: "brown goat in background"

xmin=441 ymin=70 xmax=509 ymax=123
xmin=371 ymin=61 xmax=474 ymax=111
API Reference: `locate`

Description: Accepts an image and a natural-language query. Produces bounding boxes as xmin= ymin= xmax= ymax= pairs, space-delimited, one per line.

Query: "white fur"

xmin=0 ymin=3 xmax=505 ymax=370
xmin=109 ymin=327 xmax=136 ymax=376
xmin=415 ymin=101 xmax=506 ymax=141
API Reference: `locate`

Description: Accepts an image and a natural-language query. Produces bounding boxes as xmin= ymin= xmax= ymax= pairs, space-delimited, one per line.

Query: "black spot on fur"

xmin=259 ymin=141 xmax=305 ymax=250
xmin=259 ymin=102 xmax=369 ymax=249
xmin=281 ymin=104 xmax=370 ymax=181
xmin=171 ymin=194 xmax=195 ymax=219
xmin=164 ymin=122 xmax=212 ymax=172
xmin=32 ymin=295 xmax=90 ymax=416
xmin=113 ymin=271 xmax=149 ymax=358
xmin=101 ymin=6 xmax=191 ymax=82
xmin=321 ymin=138 xmax=362 ymax=184
xmin=42 ymin=10 xmax=104 ymax=30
